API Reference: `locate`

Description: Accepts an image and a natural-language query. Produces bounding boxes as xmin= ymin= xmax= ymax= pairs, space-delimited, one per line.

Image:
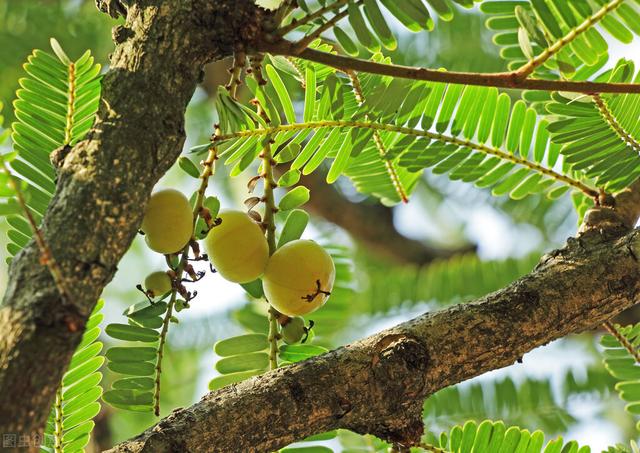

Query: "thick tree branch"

xmin=109 ymin=223 xmax=640 ymax=452
xmin=258 ymin=41 xmax=640 ymax=94
xmin=0 ymin=0 xmax=266 ymax=445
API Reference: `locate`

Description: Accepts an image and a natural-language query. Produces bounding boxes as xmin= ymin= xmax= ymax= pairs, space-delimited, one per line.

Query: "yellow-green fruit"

xmin=141 ymin=189 xmax=193 ymax=254
xmin=263 ymin=240 xmax=335 ymax=317
xmin=282 ymin=316 xmax=306 ymax=344
xmin=204 ymin=210 xmax=269 ymax=283
xmin=144 ymin=271 xmax=172 ymax=297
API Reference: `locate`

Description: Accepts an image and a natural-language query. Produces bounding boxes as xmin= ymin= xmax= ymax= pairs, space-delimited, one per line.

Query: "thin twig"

xmin=226 ymin=50 xmax=246 ymax=100
xmin=215 ymin=120 xmax=599 ymax=198
xmin=603 ymin=320 xmax=640 ymax=364
xmin=292 ymin=7 xmax=350 ymax=54
xmin=258 ymin=41 xmax=640 ymax=94
xmin=515 ymin=0 xmax=624 ymax=79
xmin=346 ymin=70 xmax=408 ymax=203
xmin=249 ymin=55 xmax=280 ymax=370
xmin=1 ymin=159 xmax=71 ymax=302
xmin=277 ymin=0 xmax=350 ymax=36
xmin=592 ymin=94 xmax=640 ymax=154
xmin=153 ymin=145 xmax=218 ymax=416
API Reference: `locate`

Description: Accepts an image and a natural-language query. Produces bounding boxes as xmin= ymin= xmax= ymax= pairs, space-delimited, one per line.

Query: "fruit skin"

xmin=281 ymin=317 xmax=306 ymax=344
xmin=263 ymin=240 xmax=335 ymax=317
xmin=144 ymin=271 xmax=172 ymax=297
xmin=204 ymin=210 xmax=269 ymax=284
xmin=141 ymin=189 xmax=193 ymax=254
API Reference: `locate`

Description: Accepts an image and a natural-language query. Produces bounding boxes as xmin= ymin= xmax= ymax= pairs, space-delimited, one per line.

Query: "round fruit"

xmin=144 ymin=271 xmax=172 ymax=297
xmin=263 ymin=240 xmax=335 ymax=317
xmin=281 ymin=316 xmax=306 ymax=344
xmin=141 ymin=189 xmax=193 ymax=254
xmin=204 ymin=210 xmax=269 ymax=283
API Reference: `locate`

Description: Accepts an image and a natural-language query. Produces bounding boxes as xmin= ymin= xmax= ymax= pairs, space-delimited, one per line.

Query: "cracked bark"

xmin=0 ymin=0 xmax=267 ymax=444
xmin=108 ymin=224 xmax=640 ymax=452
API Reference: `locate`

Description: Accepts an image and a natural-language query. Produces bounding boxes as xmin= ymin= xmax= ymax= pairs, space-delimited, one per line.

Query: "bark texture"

xmin=0 ymin=0 xmax=266 ymax=444
xmin=108 ymin=225 xmax=640 ymax=453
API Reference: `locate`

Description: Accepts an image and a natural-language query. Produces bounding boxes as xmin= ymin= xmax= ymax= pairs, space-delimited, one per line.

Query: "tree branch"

xmin=258 ymin=41 xmax=640 ymax=94
xmin=109 ymin=224 xmax=640 ymax=452
xmin=0 ymin=0 xmax=267 ymax=445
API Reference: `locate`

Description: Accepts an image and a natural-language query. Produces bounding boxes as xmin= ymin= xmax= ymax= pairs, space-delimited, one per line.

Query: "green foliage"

xmin=2 ymin=40 xmax=101 ymax=260
xmin=481 ymin=0 xmax=640 ymax=74
xmin=431 ymin=419 xmax=590 ymax=453
xmin=359 ymin=253 xmax=539 ymax=313
xmin=102 ymin=299 xmax=169 ymax=412
xmin=547 ymin=60 xmax=640 ymax=193
xmin=41 ymin=300 xmax=104 ymax=453
xmin=601 ymin=322 xmax=640 ymax=431
xmin=286 ymin=0 xmax=482 ymax=54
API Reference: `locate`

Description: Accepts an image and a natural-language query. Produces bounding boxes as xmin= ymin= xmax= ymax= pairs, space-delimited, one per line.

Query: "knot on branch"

xmin=346 ymin=334 xmax=430 ymax=447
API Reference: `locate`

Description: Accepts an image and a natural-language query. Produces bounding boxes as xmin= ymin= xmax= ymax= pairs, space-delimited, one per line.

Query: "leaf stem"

xmin=346 ymin=70 xmax=408 ymax=203
xmin=277 ymin=0 xmax=350 ymax=36
xmin=53 ymin=384 xmax=63 ymax=453
xmin=215 ymin=119 xmax=598 ymax=198
xmin=250 ymin=56 xmax=280 ymax=370
xmin=258 ymin=41 xmax=640 ymax=94
xmin=592 ymin=94 xmax=640 ymax=154
xmin=603 ymin=320 xmax=640 ymax=364
xmin=515 ymin=0 xmax=625 ymax=79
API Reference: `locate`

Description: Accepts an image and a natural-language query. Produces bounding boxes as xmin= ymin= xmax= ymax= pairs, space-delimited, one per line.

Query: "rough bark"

xmin=107 ymin=222 xmax=640 ymax=453
xmin=0 ymin=0 xmax=266 ymax=444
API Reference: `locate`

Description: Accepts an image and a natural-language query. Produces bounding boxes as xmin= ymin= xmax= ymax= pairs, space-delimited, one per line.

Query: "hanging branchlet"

xmin=248 ymin=55 xmax=282 ymax=370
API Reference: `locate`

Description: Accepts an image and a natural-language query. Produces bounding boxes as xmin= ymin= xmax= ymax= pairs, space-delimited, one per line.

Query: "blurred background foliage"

xmin=0 ymin=0 xmax=637 ymax=451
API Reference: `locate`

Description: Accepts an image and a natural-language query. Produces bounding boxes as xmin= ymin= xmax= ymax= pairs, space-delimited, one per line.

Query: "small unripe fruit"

xmin=204 ymin=210 xmax=269 ymax=283
xmin=263 ymin=240 xmax=335 ymax=317
xmin=281 ymin=316 xmax=306 ymax=344
xmin=141 ymin=189 xmax=193 ymax=254
xmin=144 ymin=271 xmax=172 ymax=297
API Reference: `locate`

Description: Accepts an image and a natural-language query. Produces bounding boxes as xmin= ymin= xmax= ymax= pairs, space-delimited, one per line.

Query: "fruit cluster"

xmin=139 ymin=189 xmax=335 ymax=342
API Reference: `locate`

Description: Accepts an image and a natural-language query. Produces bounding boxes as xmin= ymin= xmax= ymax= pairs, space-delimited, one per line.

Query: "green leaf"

xmin=278 ymin=209 xmax=309 ymax=248
xmin=215 ymin=352 xmax=270 ymax=374
xmin=214 ymin=334 xmax=269 ymax=357
xmin=105 ymin=324 xmax=159 ymax=343
xmin=265 ymin=64 xmax=296 ymax=124
xmin=208 ymin=370 xmax=263 ymax=391
xmin=278 ymin=186 xmax=310 ymax=211
xmin=278 ymin=169 xmax=301 ymax=187
xmin=178 ymin=156 xmax=200 ymax=178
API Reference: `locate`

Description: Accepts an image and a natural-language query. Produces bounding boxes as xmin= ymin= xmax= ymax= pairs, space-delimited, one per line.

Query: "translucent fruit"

xmin=204 ymin=210 xmax=269 ymax=284
xmin=144 ymin=271 xmax=172 ymax=297
xmin=263 ymin=240 xmax=335 ymax=317
xmin=141 ymin=189 xmax=193 ymax=254
xmin=281 ymin=316 xmax=306 ymax=344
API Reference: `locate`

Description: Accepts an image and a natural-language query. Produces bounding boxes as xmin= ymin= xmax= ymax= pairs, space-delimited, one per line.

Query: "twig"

xmin=346 ymin=70 xmax=408 ymax=203
xmin=153 ymin=145 xmax=218 ymax=416
xmin=592 ymin=94 xmax=640 ymax=153
xmin=292 ymin=7 xmax=350 ymax=54
xmin=277 ymin=0 xmax=350 ymax=36
xmin=515 ymin=0 xmax=624 ymax=79
xmin=249 ymin=55 xmax=280 ymax=370
xmin=215 ymin=120 xmax=599 ymax=198
xmin=1 ymin=159 xmax=71 ymax=303
xmin=258 ymin=41 xmax=640 ymax=94
xmin=603 ymin=320 xmax=640 ymax=364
